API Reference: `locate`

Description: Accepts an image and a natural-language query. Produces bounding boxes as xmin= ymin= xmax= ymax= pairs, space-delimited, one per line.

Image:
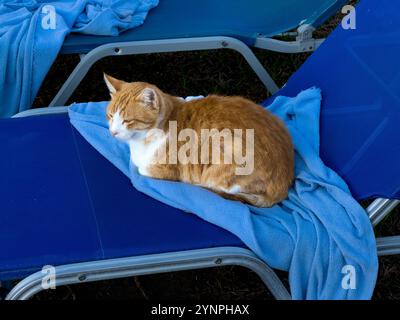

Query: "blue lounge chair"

xmin=1 ymin=0 xmax=400 ymax=300
xmin=49 ymin=0 xmax=346 ymax=107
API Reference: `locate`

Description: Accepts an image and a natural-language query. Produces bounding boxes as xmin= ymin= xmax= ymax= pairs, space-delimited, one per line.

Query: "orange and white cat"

xmin=104 ymin=74 xmax=294 ymax=207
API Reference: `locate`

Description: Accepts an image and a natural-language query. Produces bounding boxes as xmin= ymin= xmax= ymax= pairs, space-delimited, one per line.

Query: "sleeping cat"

xmin=104 ymin=74 xmax=294 ymax=207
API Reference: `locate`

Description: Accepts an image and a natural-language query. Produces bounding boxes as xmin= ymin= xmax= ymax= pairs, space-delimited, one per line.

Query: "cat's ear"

xmin=139 ymin=87 xmax=158 ymax=110
xmin=103 ymin=73 xmax=125 ymax=95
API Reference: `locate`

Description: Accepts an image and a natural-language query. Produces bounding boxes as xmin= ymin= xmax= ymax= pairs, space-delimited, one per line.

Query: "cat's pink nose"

xmin=110 ymin=130 xmax=117 ymax=137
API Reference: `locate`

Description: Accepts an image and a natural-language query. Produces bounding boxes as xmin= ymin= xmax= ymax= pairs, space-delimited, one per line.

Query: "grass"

xmin=27 ymin=0 xmax=400 ymax=300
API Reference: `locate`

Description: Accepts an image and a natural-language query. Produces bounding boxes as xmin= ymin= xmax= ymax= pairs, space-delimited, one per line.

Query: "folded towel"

xmin=68 ymin=88 xmax=378 ymax=299
xmin=0 ymin=0 xmax=158 ymax=117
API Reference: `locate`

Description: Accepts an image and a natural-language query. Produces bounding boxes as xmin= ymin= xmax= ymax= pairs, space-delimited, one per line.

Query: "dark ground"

xmin=23 ymin=1 xmax=400 ymax=300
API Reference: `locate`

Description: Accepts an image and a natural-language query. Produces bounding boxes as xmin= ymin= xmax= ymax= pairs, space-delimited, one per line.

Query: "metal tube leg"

xmin=370 ymin=200 xmax=400 ymax=256
xmin=224 ymin=39 xmax=279 ymax=94
xmin=50 ymin=36 xmax=279 ymax=107
xmin=6 ymin=247 xmax=291 ymax=300
xmin=377 ymin=236 xmax=400 ymax=256
xmin=367 ymin=198 xmax=400 ymax=227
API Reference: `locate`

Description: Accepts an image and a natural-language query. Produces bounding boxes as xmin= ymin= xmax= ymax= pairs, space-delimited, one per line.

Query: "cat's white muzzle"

xmin=110 ymin=128 xmax=136 ymax=141
xmin=109 ymin=110 xmax=135 ymax=141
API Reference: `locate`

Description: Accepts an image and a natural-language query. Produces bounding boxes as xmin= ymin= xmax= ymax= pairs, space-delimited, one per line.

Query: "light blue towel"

xmin=68 ymin=88 xmax=378 ymax=300
xmin=0 ymin=0 xmax=158 ymax=117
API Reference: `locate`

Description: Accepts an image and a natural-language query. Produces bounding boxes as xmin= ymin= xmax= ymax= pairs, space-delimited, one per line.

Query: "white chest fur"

xmin=128 ymin=131 xmax=167 ymax=176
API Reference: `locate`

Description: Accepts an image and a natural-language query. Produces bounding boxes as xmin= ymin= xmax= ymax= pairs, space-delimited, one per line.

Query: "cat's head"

xmin=104 ymin=74 xmax=162 ymax=141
